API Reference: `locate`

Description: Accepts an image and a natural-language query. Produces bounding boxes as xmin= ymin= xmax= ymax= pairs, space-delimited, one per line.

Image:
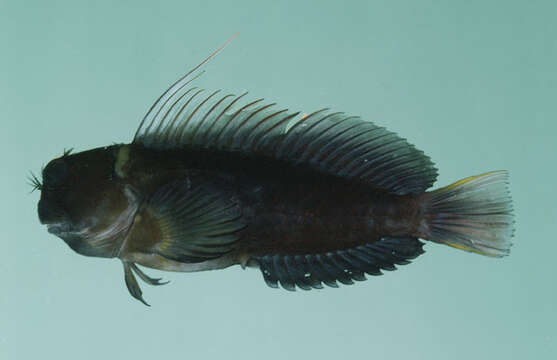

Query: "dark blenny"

xmin=34 ymin=41 xmax=514 ymax=305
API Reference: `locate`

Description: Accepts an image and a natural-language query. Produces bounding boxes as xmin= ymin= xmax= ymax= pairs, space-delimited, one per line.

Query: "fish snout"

xmin=38 ymin=197 xmax=68 ymax=226
xmin=38 ymin=198 xmax=53 ymax=224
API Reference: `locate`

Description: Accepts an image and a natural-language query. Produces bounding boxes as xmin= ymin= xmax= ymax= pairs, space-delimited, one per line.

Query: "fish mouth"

xmin=46 ymin=222 xmax=71 ymax=236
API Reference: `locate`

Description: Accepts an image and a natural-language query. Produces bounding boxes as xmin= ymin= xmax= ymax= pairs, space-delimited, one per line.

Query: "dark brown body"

xmin=120 ymin=144 xmax=423 ymax=266
xmin=35 ymin=44 xmax=514 ymax=304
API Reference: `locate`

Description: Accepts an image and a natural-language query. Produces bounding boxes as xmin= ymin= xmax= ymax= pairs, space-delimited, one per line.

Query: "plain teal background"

xmin=3 ymin=0 xmax=556 ymax=359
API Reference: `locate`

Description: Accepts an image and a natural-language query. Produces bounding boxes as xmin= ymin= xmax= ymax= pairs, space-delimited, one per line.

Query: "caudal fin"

xmin=422 ymin=171 xmax=515 ymax=257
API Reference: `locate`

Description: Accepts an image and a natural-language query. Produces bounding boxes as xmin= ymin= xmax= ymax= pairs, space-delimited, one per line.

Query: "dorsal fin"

xmin=134 ymin=72 xmax=438 ymax=195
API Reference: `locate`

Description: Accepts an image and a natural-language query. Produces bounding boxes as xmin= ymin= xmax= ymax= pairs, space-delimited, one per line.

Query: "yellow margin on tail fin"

xmin=442 ymin=171 xmax=501 ymax=191
xmin=423 ymin=171 xmax=514 ymax=257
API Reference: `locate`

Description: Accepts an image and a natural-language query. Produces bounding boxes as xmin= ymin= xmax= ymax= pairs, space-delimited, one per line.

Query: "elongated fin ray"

xmin=135 ymin=34 xmax=238 ymax=140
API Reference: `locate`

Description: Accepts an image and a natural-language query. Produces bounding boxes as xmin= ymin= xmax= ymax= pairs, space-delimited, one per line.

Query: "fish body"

xmin=35 ymin=42 xmax=514 ymax=305
xmin=114 ymin=144 xmax=420 ymax=270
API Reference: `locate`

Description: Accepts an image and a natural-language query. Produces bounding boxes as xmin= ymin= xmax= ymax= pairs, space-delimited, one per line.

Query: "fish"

xmin=33 ymin=37 xmax=515 ymax=306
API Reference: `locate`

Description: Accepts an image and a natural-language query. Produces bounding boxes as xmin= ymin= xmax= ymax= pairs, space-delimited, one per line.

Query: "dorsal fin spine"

xmin=290 ymin=112 xmax=345 ymax=160
xmin=205 ymin=94 xmax=249 ymax=147
xmin=164 ymin=88 xmax=206 ymax=147
xmin=136 ymin=70 xmax=205 ymax=141
xmin=319 ymin=122 xmax=371 ymax=168
xmin=312 ymin=121 xmax=366 ymax=165
xmin=327 ymin=127 xmax=386 ymax=173
xmin=242 ymin=108 xmax=289 ymax=150
xmin=290 ymin=112 xmax=342 ymax=153
xmin=246 ymin=109 xmax=293 ymax=151
xmin=156 ymin=87 xmax=200 ymax=140
xmin=253 ymin=111 xmax=300 ymax=152
xmin=175 ymin=89 xmax=206 ymax=143
xmin=200 ymin=93 xmax=245 ymax=145
xmin=340 ymin=132 xmax=397 ymax=177
xmin=211 ymin=96 xmax=262 ymax=146
xmin=158 ymin=87 xmax=200 ymax=145
xmin=135 ymin=35 xmax=237 ymax=144
xmin=363 ymin=151 xmax=420 ymax=186
xmin=275 ymin=108 xmax=329 ymax=158
xmin=351 ymin=137 xmax=406 ymax=178
xmin=333 ymin=128 xmax=390 ymax=172
xmin=376 ymin=157 xmax=428 ymax=188
xmin=186 ymin=89 xmax=222 ymax=144
xmin=374 ymin=155 xmax=424 ymax=184
xmin=225 ymin=103 xmax=276 ymax=148
xmin=297 ymin=114 xmax=353 ymax=162
xmin=305 ymin=116 xmax=359 ymax=163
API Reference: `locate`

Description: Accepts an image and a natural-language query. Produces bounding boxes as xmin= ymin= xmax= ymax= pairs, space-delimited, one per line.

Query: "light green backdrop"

xmin=3 ymin=0 xmax=556 ymax=359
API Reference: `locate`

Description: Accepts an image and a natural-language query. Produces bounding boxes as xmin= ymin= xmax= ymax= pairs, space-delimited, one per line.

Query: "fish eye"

xmin=43 ymin=159 xmax=68 ymax=186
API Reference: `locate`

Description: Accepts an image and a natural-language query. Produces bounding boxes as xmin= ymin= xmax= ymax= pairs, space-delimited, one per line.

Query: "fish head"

xmin=37 ymin=145 xmax=139 ymax=258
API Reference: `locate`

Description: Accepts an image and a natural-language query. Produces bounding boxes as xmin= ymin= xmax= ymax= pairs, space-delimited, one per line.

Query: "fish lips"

xmin=46 ymin=222 xmax=72 ymax=236
xmin=38 ymin=197 xmax=75 ymax=240
xmin=45 ymin=221 xmax=86 ymax=253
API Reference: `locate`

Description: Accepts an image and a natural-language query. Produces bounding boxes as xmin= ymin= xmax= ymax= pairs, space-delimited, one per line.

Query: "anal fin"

xmin=252 ymin=237 xmax=425 ymax=291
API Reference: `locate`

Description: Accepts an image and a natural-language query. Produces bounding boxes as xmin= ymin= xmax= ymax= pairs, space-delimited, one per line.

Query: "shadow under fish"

xmin=33 ymin=38 xmax=515 ymax=306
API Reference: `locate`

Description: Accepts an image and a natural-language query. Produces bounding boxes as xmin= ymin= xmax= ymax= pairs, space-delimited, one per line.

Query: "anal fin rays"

xmin=253 ymin=237 xmax=425 ymax=291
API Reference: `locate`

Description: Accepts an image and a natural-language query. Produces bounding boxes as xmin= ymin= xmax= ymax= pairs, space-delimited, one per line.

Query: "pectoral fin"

xmin=145 ymin=179 xmax=246 ymax=264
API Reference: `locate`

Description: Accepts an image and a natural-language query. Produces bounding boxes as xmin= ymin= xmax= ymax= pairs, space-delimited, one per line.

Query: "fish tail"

xmin=421 ymin=171 xmax=515 ymax=257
